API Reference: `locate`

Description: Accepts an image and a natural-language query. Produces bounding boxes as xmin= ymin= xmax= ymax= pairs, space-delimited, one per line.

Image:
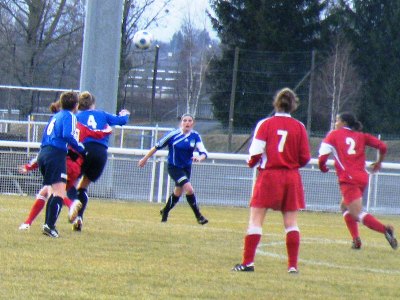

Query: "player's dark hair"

xmin=181 ymin=113 xmax=194 ymax=120
xmin=338 ymin=112 xmax=363 ymax=131
xmin=59 ymin=91 xmax=78 ymax=111
xmin=273 ymin=88 xmax=299 ymax=113
xmin=49 ymin=100 xmax=61 ymax=113
xmin=79 ymin=91 xmax=95 ymax=110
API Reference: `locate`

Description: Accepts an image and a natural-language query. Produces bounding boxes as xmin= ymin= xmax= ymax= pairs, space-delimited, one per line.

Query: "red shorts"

xmin=340 ymin=183 xmax=365 ymax=205
xmin=66 ymin=157 xmax=83 ymax=190
xmin=250 ymin=169 xmax=305 ymax=211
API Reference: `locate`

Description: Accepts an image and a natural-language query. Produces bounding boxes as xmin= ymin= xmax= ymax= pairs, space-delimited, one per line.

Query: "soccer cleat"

xmin=384 ymin=225 xmax=398 ymax=250
xmin=351 ymin=237 xmax=362 ymax=250
xmin=160 ymin=208 xmax=168 ymax=222
xmin=288 ymin=267 xmax=298 ymax=274
xmin=197 ymin=215 xmax=208 ymax=225
xmin=19 ymin=223 xmax=30 ymax=230
xmin=68 ymin=200 xmax=82 ymax=223
xmin=232 ymin=263 xmax=254 ymax=272
xmin=42 ymin=224 xmax=59 ymax=238
xmin=72 ymin=217 xmax=83 ymax=231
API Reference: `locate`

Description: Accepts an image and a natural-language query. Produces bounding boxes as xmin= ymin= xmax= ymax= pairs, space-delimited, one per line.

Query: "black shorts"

xmin=38 ymin=146 xmax=67 ymax=185
xmin=81 ymin=142 xmax=108 ymax=182
xmin=167 ymin=164 xmax=191 ymax=187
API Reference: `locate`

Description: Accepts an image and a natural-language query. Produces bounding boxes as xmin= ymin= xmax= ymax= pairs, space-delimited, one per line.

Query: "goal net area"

xmin=1 ymin=141 xmax=400 ymax=214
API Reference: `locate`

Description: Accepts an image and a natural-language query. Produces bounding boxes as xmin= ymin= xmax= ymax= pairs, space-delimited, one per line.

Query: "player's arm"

xmin=299 ymin=125 xmax=311 ymax=167
xmin=247 ymin=137 xmax=265 ymax=168
xmin=18 ymin=156 xmax=39 ymax=174
xmin=106 ymin=110 xmax=130 ymax=126
xmin=365 ymin=133 xmax=387 ymax=173
xmin=318 ymin=142 xmax=332 ymax=173
xmin=78 ymin=123 xmax=112 ymax=141
xmin=193 ymin=138 xmax=208 ymax=162
xmin=139 ymin=131 xmax=174 ymax=167
xmin=138 ymin=147 xmax=157 ymax=167
xmin=63 ymin=114 xmax=85 ymax=154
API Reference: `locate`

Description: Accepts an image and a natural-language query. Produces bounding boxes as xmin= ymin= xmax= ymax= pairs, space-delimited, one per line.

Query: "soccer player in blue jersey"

xmin=73 ymin=91 xmax=130 ymax=231
xmin=138 ymin=113 xmax=209 ymax=225
xmin=38 ymin=91 xmax=85 ymax=238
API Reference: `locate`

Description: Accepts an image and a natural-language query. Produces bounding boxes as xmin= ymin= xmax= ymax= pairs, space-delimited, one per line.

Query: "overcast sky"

xmin=148 ymin=0 xmax=217 ymax=42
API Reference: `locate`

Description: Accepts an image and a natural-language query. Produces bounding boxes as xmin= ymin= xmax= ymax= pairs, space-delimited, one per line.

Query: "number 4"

xmin=277 ymin=130 xmax=288 ymax=152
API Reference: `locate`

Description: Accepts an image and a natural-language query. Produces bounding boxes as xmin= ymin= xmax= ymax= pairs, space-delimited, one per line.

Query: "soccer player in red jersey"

xmin=318 ymin=112 xmax=397 ymax=250
xmin=232 ymin=88 xmax=311 ymax=273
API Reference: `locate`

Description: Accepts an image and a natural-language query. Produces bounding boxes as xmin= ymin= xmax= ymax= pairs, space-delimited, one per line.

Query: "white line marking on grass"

xmin=256 ymin=239 xmax=400 ymax=275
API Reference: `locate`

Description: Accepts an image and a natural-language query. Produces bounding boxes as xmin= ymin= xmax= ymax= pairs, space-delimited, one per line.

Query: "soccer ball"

xmin=133 ymin=30 xmax=153 ymax=50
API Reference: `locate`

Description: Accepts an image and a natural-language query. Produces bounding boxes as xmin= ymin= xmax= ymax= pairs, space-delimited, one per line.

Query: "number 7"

xmin=277 ymin=130 xmax=288 ymax=152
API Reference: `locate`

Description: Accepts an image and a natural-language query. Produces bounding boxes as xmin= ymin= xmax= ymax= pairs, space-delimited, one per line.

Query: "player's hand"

xmin=192 ymin=155 xmax=204 ymax=163
xmin=247 ymin=154 xmax=262 ymax=168
xmin=119 ymin=109 xmax=130 ymax=116
xmin=138 ymin=158 xmax=147 ymax=167
xmin=370 ymin=161 xmax=381 ymax=173
xmin=104 ymin=125 xmax=112 ymax=133
xmin=18 ymin=165 xmax=29 ymax=174
xmin=319 ymin=164 xmax=329 ymax=173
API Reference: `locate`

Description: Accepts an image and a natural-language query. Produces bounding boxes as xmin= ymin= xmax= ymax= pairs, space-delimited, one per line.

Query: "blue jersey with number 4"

xmin=41 ymin=110 xmax=84 ymax=153
xmin=77 ymin=109 xmax=129 ymax=147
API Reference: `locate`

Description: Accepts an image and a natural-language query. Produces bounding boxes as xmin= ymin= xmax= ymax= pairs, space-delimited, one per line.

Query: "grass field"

xmin=1 ymin=195 xmax=399 ymax=299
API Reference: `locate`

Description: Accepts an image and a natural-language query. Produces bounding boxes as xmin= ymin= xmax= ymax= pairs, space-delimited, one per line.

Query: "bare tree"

xmin=174 ymin=13 xmax=215 ymax=117
xmin=0 ymin=0 xmax=84 ymax=115
xmin=118 ymin=0 xmax=172 ymax=110
xmin=314 ymin=36 xmax=361 ymax=130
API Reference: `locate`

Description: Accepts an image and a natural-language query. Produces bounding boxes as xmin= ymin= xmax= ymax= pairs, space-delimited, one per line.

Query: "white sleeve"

xmin=318 ymin=142 xmax=333 ymax=156
xmin=249 ymin=138 xmax=266 ymax=156
xmin=196 ymin=141 xmax=209 ymax=157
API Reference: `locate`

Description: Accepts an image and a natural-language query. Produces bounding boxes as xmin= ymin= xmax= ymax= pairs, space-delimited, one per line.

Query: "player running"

xmin=318 ymin=112 xmax=397 ymax=250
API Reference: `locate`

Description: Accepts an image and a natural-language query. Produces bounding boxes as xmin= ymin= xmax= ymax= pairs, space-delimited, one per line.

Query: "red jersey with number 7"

xmin=319 ymin=127 xmax=387 ymax=185
xmin=249 ymin=113 xmax=310 ymax=170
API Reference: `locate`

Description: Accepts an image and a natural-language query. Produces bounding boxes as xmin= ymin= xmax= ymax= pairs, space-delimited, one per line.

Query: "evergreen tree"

xmin=207 ymin=0 xmax=326 ymax=129
xmin=343 ymin=0 xmax=400 ymax=134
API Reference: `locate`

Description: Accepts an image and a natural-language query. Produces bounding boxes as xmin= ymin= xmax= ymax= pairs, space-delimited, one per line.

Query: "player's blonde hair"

xmin=273 ymin=88 xmax=299 ymax=113
xmin=78 ymin=91 xmax=95 ymax=110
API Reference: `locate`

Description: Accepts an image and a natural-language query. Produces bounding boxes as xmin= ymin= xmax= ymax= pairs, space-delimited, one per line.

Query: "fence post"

xmin=228 ymin=47 xmax=239 ymax=152
xmin=306 ymin=50 xmax=316 ymax=134
xmin=150 ymin=45 xmax=160 ymax=124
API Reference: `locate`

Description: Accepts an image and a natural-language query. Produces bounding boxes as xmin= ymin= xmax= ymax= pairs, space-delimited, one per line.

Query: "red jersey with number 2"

xmin=319 ymin=127 xmax=386 ymax=186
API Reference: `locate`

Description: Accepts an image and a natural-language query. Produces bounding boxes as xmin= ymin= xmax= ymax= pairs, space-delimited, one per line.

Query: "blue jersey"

xmin=41 ymin=110 xmax=84 ymax=153
xmin=155 ymin=129 xmax=208 ymax=168
xmin=76 ymin=109 xmax=129 ymax=147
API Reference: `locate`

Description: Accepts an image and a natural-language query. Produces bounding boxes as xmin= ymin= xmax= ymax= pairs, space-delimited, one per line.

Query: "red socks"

xmin=243 ymin=234 xmax=261 ymax=265
xmin=361 ymin=213 xmax=386 ymax=233
xmin=343 ymin=211 xmax=359 ymax=239
xmin=286 ymin=230 xmax=300 ymax=269
xmin=24 ymin=198 xmax=46 ymax=225
xmin=63 ymin=197 xmax=72 ymax=208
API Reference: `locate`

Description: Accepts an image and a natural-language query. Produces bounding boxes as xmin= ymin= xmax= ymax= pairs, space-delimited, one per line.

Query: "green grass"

xmin=1 ymin=195 xmax=399 ymax=299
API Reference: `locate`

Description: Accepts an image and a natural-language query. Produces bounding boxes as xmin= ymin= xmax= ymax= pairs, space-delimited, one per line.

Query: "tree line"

xmin=1 ymin=0 xmax=400 ymax=135
xmin=208 ymin=0 xmax=400 ymax=135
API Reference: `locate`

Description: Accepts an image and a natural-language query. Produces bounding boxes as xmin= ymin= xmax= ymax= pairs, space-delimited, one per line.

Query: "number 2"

xmin=277 ymin=130 xmax=288 ymax=152
xmin=346 ymin=137 xmax=356 ymax=155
